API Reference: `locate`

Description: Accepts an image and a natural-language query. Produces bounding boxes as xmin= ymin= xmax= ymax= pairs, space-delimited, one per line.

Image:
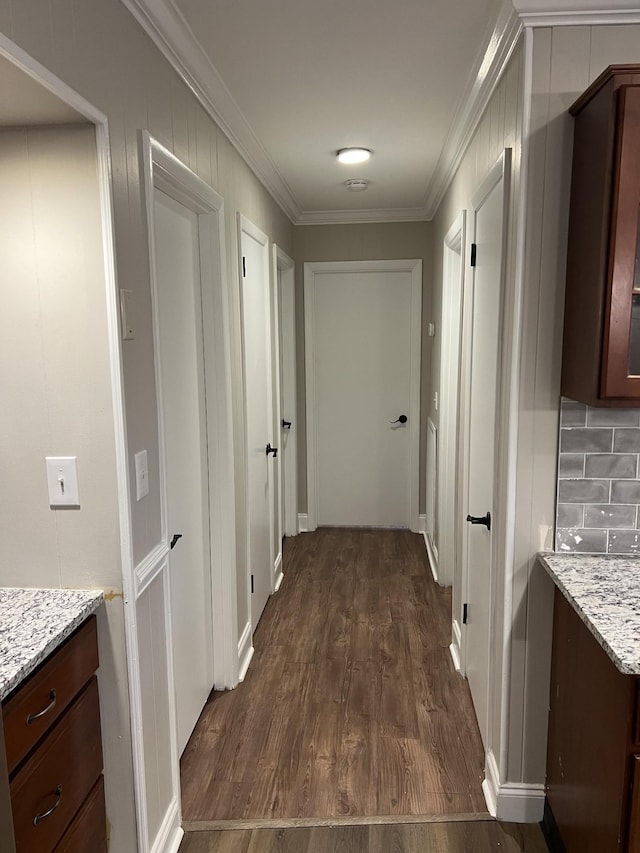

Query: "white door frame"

xmin=142 ymin=133 xmax=238 ymax=692
xmin=273 ymin=246 xmax=297 ymax=543
xmin=304 ymin=259 xmax=422 ymax=533
xmin=460 ymin=151 xmax=511 ymax=742
xmin=237 ymin=214 xmax=275 ymax=631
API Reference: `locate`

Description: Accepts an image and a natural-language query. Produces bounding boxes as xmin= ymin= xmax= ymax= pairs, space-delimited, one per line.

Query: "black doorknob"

xmin=282 ymin=419 xmax=292 ymax=429
xmin=466 ymin=512 xmax=491 ymax=531
xmin=266 ymin=443 xmax=278 ymax=457
xmin=390 ymin=415 xmax=408 ymax=424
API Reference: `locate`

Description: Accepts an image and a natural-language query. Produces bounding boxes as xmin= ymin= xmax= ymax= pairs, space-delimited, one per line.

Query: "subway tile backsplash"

xmin=556 ymin=398 xmax=640 ymax=554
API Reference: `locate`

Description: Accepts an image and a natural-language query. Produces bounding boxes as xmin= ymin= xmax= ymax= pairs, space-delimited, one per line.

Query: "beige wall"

xmin=0 ymin=124 xmax=136 ymax=845
xmin=1 ymin=1 xmax=293 ymax=849
xmin=293 ymin=221 xmax=433 ymax=514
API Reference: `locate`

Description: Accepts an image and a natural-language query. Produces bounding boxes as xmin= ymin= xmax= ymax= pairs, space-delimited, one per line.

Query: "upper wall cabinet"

xmin=562 ymin=65 xmax=640 ymax=407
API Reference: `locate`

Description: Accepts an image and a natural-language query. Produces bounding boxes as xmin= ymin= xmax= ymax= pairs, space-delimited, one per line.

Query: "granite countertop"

xmin=539 ymin=552 xmax=640 ymax=676
xmin=0 ymin=588 xmax=104 ymax=702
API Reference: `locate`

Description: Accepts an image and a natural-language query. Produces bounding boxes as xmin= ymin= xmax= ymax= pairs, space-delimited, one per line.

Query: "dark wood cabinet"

xmin=562 ymin=65 xmax=640 ymax=406
xmin=2 ymin=616 xmax=106 ymax=853
xmin=546 ymin=588 xmax=639 ymax=851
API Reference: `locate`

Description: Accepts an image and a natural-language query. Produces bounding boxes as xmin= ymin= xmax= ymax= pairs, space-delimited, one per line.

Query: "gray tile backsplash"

xmin=556 ymin=398 xmax=640 ymax=554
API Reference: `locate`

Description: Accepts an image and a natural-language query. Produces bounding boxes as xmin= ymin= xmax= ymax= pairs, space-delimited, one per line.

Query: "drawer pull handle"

xmin=33 ymin=784 xmax=62 ymax=825
xmin=26 ymin=689 xmax=57 ymax=726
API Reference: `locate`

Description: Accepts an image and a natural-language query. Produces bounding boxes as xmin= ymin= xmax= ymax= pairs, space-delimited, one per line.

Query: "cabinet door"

xmin=602 ymin=85 xmax=640 ymax=398
xmin=628 ymin=756 xmax=640 ymax=853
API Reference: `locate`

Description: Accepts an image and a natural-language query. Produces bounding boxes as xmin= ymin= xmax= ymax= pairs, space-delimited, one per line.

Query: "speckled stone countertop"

xmin=539 ymin=552 xmax=640 ymax=676
xmin=0 ymin=588 xmax=103 ymax=702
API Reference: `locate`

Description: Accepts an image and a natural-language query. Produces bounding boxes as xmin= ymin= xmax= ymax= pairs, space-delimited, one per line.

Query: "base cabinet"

xmin=546 ymin=589 xmax=639 ymax=851
xmin=1 ymin=616 xmax=106 ymax=852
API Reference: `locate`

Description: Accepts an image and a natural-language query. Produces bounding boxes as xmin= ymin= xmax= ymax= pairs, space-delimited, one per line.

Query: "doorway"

xmin=238 ymin=215 xmax=277 ymax=632
xmin=143 ymin=132 xmax=238 ymax=763
xmin=304 ymin=259 xmax=422 ymax=532
xmin=461 ymin=150 xmax=511 ymax=747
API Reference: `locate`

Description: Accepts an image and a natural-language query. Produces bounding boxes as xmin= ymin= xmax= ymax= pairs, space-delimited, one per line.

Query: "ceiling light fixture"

xmin=337 ymin=147 xmax=371 ymax=164
xmin=345 ymin=179 xmax=369 ymax=192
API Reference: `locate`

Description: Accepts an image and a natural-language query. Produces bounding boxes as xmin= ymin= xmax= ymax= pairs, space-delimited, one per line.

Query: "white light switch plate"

xmin=46 ymin=457 xmax=80 ymax=507
xmin=135 ymin=450 xmax=149 ymax=501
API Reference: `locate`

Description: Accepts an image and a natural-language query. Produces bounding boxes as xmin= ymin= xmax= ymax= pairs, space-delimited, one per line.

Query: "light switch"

xmin=135 ymin=450 xmax=149 ymax=501
xmin=46 ymin=457 xmax=80 ymax=507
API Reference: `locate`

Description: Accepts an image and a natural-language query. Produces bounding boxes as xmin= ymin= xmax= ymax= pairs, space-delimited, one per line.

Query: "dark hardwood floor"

xmin=180 ymin=529 xmax=487 ymax=822
xmin=178 ymin=820 xmax=549 ymax=852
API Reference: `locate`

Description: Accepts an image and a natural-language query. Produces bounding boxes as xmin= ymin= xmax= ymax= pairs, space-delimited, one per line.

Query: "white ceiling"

xmin=174 ymin=0 xmax=501 ymax=219
xmin=121 ymin=0 xmax=640 ymax=223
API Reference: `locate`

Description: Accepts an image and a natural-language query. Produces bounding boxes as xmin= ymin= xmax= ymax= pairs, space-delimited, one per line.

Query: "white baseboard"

xmin=418 ymin=513 xmax=427 ymax=534
xmin=237 ymin=620 xmax=254 ymax=682
xmin=150 ymin=797 xmax=183 ymax=853
xmin=449 ymin=619 xmax=462 ymax=672
xmin=298 ymin=513 xmax=309 ymax=532
xmin=422 ymin=531 xmax=439 ymax=583
xmin=483 ymin=749 xmax=545 ymax=822
xmin=274 ymin=552 xmax=284 ymax=592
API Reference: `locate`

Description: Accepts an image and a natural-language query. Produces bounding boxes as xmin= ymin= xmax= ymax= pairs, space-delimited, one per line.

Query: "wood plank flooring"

xmin=178 ymin=820 xmax=549 ymax=852
xmin=180 ymin=529 xmax=487 ymax=821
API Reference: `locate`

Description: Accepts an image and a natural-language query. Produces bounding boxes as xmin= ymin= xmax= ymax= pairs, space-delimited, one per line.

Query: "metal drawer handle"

xmin=26 ymin=689 xmax=57 ymax=726
xmin=33 ymin=785 xmax=62 ymax=825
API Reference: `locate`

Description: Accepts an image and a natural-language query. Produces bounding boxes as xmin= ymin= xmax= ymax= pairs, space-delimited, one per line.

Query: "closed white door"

xmin=464 ymin=152 xmax=510 ymax=746
xmin=154 ymin=189 xmax=213 ymax=755
xmin=239 ymin=216 xmax=274 ymax=629
xmin=305 ymin=261 xmax=422 ymax=530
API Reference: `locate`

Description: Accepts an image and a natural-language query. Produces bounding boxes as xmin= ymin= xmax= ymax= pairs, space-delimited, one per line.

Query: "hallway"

xmin=180 ymin=528 xmax=487 ymax=822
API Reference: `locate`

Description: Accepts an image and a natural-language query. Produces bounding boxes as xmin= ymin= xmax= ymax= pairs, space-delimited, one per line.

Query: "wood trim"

xmin=303 ymin=259 xmax=422 ymax=534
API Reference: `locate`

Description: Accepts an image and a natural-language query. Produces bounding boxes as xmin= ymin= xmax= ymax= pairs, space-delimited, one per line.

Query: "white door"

xmin=154 ymin=189 xmax=213 ymax=755
xmin=463 ymin=151 xmax=510 ymax=746
xmin=305 ymin=260 xmax=422 ymax=531
xmin=239 ymin=216 xmax=274 ymax=629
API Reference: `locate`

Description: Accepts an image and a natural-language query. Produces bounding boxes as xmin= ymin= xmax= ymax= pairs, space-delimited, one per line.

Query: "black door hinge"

xmin=463 ymin=603 xmax=469 ymax=624
xmin=251 ymin=573 xmax=254 ymax=594
xmin=242 ymin=256 xmax=246 ymax=278
xmin=470 ymin=243 xmax=477 ymax=267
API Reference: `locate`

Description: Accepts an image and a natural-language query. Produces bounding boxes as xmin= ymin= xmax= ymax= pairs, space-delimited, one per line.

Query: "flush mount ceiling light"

xmin=336 ymin=147 xmax=371 ymax=164
xmin=345 ymin=179 xmax=369 ymax=192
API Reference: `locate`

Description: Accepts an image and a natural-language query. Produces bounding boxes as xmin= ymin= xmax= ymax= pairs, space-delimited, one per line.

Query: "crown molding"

xmin=519 ymin=9 xmax=640 ymax=25
xmin=120 ymin=0 xmax=300 ymax=223
xmin=424 ymin=0 xmax=522 ymax=219
xmin=296 ymin=207 xmax=430 ymax=226
xmin=121 ymin=0 xmax=640 ymax=229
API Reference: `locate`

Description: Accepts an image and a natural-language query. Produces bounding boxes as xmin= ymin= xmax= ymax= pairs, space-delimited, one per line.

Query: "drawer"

xmin=53 ymin=776 xmax=106 ymax=853
xmin=3 ymin=616 xmax=98 ymax=775
xmin=10 ymin=678 xmax=103 ymax=853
